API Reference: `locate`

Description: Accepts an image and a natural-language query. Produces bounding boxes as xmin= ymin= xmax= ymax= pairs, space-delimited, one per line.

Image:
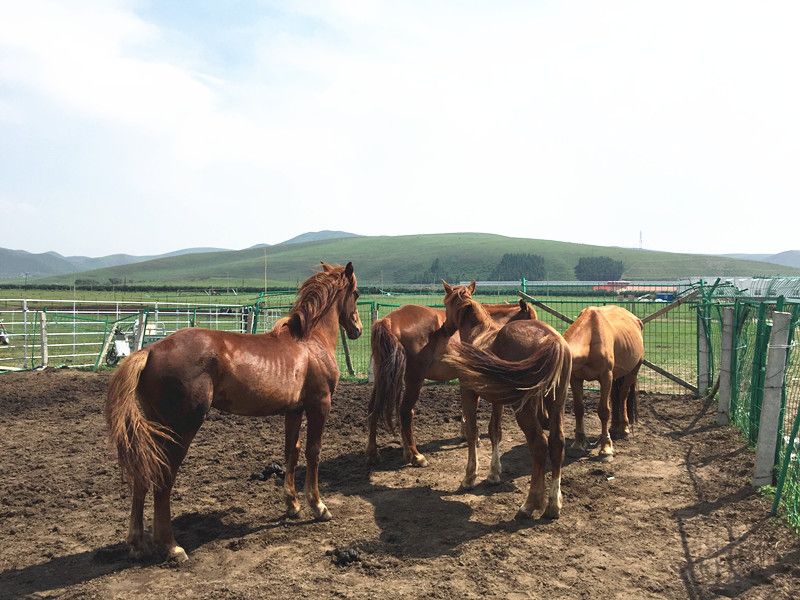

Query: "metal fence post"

xmin=753 ymin=311 xmax=792 ymax=487
xmin=698 ymin=307 xmax=710 ymax=394
xmin=40 ymin=311 xmax=48 ymax=368
xmin=368 ymin=303 xmax=378 ymax=383
xmin=22 ymin=299 xmax=29 ymax=369
xmin=717 ymin=307 xmax=734 ymax=425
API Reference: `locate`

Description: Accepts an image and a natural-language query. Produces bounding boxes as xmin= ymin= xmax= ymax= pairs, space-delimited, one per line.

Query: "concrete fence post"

xmin=135 ymin=312 xmax=146 ymax=350
xmin=717 ymin=307 xmax=734 ymax=425
xmin=40 ymin=312 xmax=48 ymax=368
xmin=753 ymin=311 xmax=792 ymax=487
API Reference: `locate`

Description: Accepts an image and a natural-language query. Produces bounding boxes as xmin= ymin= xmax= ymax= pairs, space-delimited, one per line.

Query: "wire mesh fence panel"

xmin=774 ymin=307 xmax=800 ymax=530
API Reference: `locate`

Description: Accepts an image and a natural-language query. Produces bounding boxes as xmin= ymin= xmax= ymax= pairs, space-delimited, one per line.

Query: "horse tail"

xmin=627 ymin=379 xmax=639 ymax=425
xmin=444 ymin=337 xmax=568 ymax=412
xmin=105 ymin=350 xmax=174 ymax=490
xmin=369 ymin=319 xmax=406 ymax=432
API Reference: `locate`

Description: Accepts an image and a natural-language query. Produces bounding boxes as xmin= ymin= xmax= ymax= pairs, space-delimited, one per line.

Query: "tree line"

xmin=413 ymin=253 xmax=625 ymax=283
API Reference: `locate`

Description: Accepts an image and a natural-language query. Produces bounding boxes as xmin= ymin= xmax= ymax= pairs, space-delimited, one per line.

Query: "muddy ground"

xmin=1 ymin=369 xmax=799 ymax=599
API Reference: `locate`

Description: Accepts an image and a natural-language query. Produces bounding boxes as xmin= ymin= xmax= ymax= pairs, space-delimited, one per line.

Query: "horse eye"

xmin=354 ymin=291 xmax=360 ymax=300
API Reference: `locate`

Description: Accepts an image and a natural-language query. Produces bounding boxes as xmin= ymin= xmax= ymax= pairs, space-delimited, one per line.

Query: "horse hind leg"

xmin=127 ymin=479 xmax=150 ymax=559
xmin=366 ymin=386 xmax=380 ymax=465
xmin=400 ymin=377 xmax=428 ymax=467
xmin=487 ymin=403 xmax=503 ymax=484
xmin=284 ymin=410 xmax=303 ymax=517
xmin=152 ymin=426 xmax=200 ymax=563
xmin=611 ymin=371 xmax=638 ymax=440
xmin=515 ymin=394 xmax=548 ymax=519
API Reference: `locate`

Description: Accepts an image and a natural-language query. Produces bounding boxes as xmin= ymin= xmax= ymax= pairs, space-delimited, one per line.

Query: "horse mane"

xmin=449 ymin=286 xmax=490 ymax=327
xmin=286 ymin=264 xmax=349 ymax=339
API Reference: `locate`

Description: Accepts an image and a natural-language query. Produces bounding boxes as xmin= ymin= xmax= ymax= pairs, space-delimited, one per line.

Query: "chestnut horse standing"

xmin=105 ymin=262 xmax=362 ymax=562
xmin=367 ymin=299 xmax=536 ymax=467
xmin=564 ymin=305 xmax=644 ymax=461
xmin=441 ymin=282 xmax=572 ymax=519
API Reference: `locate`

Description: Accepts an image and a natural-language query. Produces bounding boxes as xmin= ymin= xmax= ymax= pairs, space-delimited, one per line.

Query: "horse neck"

xmin=458 ymin=300 xmax=496 ymax=344
xmin=307 ymin=300 xmax=341 ymax=353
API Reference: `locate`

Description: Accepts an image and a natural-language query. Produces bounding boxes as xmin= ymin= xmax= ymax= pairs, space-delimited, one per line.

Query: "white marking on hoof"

xmin=167 ymin=545 xmax=188 ymax=563
xmin=313 ymin=503 xmax=333 ymax=521
xmin=543 ymin=476 xmax=562 ymax=519
xmin=411 ymin=454 xmax=429 ymax=468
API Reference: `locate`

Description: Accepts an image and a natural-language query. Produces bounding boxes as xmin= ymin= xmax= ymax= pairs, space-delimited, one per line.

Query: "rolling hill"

xmin=33 ymin=233 xmax=800 ymax=287
xmin=724 ymin=251 xmax=800 ymax=270
xmin=0 ymin=246 xmax=230 ymax=280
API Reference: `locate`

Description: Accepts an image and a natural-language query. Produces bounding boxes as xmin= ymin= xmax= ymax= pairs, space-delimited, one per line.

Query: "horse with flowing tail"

xmin=105 ymin=262 xmax=362 ymax=562
xmin=563 ymin=305 xmax=644 ymax=461
xmin=367 ymin=299 xmax=536 ymax=467
xmin=440 ymin=281 xmax=571 ymax=519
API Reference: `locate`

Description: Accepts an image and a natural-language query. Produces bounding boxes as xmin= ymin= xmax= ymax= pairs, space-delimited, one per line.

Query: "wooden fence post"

xmin=340 ymin=327 xmax=355 ymax=377
xmin=717 ymin=307 xmax=734 ymax=425
xmin=753 ymin=311 xmax=792 ymax=487
xmin=40 ymin=311 xmax=48 ymax=368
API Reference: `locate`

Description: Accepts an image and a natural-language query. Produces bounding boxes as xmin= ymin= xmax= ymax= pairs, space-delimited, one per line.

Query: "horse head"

xmin=334 ymin=261 xmax=363 ymax=340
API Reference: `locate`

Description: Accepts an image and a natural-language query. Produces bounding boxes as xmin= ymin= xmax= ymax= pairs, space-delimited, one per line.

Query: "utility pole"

xmin=264 ymin=248 xmax=268 ymax=295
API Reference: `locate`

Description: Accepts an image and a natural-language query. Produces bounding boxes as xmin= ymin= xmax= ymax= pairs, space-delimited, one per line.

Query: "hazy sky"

xmin=1 ymin=1 xmax=798 ymax=257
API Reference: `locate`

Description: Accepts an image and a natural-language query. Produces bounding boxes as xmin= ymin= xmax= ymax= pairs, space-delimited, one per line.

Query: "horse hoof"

xmin=542 ymin=504 xmax=561 ymax=520
xmin=597 ymin=452 xmax=614 ymax=463
xmin=411 ymin=455 xmax=429 ymax=468
xmin=314 ymin=506 xmax=333 ymax=522
xmin=367 ymin=453 xmax=380 ymax=466
xmin=167 ymin=546 xmax=188 ymax=563
xmin=566 ymin=445 xmax=587 ymax=458
xmin=610 ymin=430 xmax=630 ymax=441
xmin=486 ymin=473 xmax=502 ymax=485
xmin=459 ymin=477 xmax=477 ymax=491
xmin=515 ymin=507 xmax=535 ymax=520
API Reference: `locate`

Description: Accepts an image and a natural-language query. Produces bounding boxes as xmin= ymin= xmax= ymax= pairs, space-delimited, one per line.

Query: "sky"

xmin=1 ymin=0 xmax=798 ymax=257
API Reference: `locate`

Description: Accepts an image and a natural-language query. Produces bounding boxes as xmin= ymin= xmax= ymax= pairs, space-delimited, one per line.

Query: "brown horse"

xmin=440 ymin=282 xmax=571 ymax=519
xmin=105 ymin=262 xmax=362 ymax=562
xmin=564 ymin=305 xmax=644 ymax=461
xmin=367 ymin=299 xmax=536 ymax=467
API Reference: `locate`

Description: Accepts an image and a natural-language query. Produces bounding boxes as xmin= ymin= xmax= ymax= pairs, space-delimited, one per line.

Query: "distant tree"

xmin=109 ymin=278 xmax=123 ymax=285
xmin=491 ymin=253 xmax=545 ymax=281
xmin=429 ymin=258 xmax=442 ymax=279
xmin=574 ymin=256 xmax=625 ymax=281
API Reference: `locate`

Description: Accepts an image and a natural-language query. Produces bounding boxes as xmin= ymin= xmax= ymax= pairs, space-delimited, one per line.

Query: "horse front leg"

xmin=304 ymin=395 xmax=332 ymax=521
xmin=284 ymin=410 xmax=303 ymax=517
xmin=567 ymin=376 xmax=588 ymax=457
xmin=459 ymin=386 xmax=479 ymax=490
xmin=487 ymin=402 xmax=504 ymax=484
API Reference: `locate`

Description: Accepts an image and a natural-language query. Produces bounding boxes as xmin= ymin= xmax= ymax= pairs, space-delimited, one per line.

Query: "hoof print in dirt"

xmin=249 ymin=462 xmax=286 ymax=482
xmin=327 ymin=546 xmax=360 ymax=567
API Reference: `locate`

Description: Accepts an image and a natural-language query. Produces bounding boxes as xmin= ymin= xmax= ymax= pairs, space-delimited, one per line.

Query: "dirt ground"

xmin=1 ymin=370 xmax=800 ymax=599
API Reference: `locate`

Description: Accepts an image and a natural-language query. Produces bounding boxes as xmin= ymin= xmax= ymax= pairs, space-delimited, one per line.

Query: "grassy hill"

xmin=34 ymin=233 xmax=800 ymax=287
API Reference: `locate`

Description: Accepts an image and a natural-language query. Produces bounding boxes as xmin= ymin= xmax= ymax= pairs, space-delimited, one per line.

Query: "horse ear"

xmin=344 ymin=261 xmax=354 ymax=279
xmin=320 ymin=262 xmax=333 ymax=273
xmin=467 ymin=280 xmax=476 ymax=295
xmin=519 ymin=299 xmax=528 ymax=312
xmin=442 ymin=279 xmax=453 ymax=294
